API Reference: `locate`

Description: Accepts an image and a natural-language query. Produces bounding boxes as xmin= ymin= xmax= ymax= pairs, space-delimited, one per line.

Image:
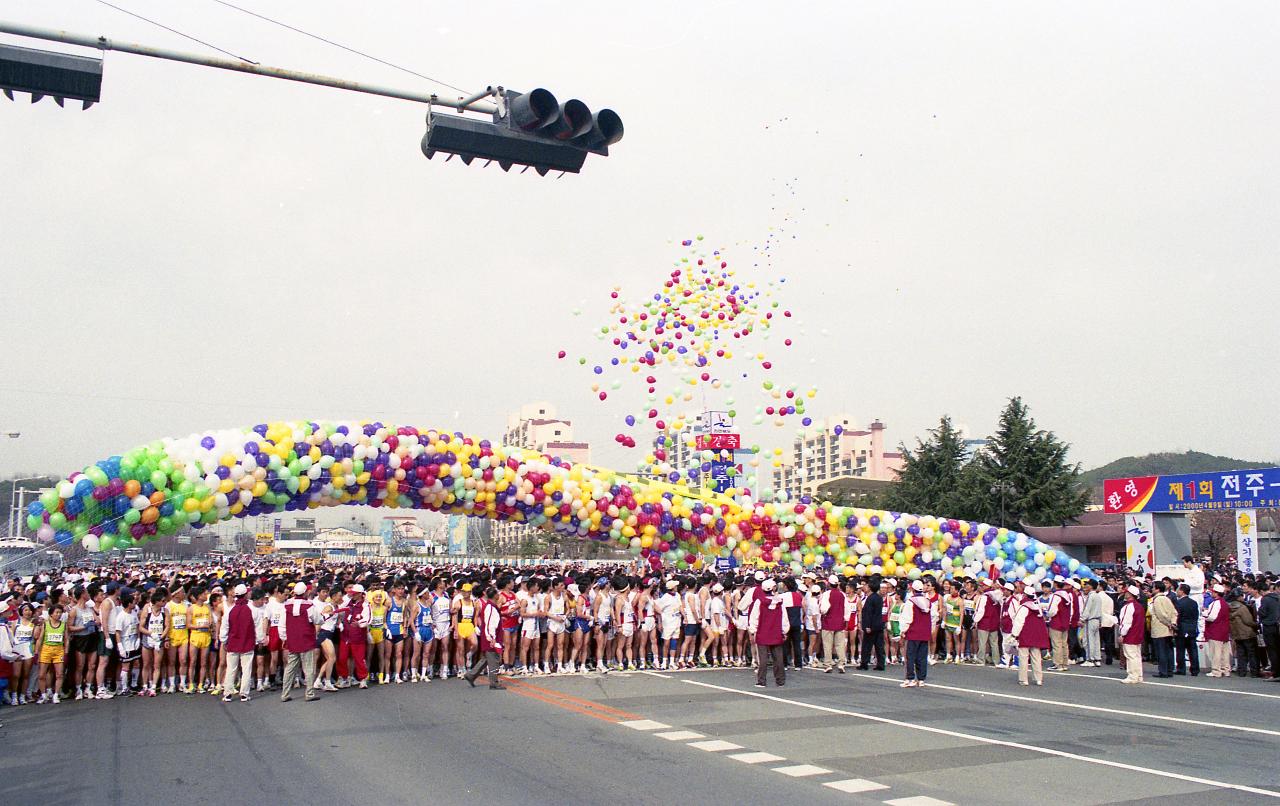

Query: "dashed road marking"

xmin=884 ymin=797 xmax=954 ymax=806
xmin=688 ymin=739 xmax=744 ymax=752
xmin=772 ymin=764 xmax=832 ymax=777
xmin=825 ymin=779 xmax=889 ymax=794
xmin=654 ymin=730 xmax=705 ymax=741
xmin=682 ymin=678 xmax=1280 ymax=799
xmin=618 ymin=719 xmax=670 ymax=730
xmin=729 ymin=751 xmax=786 ymax=764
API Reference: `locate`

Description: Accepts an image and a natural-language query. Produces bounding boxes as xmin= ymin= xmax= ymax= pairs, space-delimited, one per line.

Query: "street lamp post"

xmin=990 ymin=481 xmax=1018 ymax=528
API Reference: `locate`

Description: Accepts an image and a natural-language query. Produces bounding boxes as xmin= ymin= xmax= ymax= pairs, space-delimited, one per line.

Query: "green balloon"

xmin=150 ymin=470 xmax=168 ymax=489
xmin=26 ymin=514 xmax=41 ymax=531
xmin=86 ymin=466 xmax=109 ymax=486
xmin=99 ymin=535 xmax=117 ymax=552
xmin=124 ymin=509 xmax=141 ymax=525
xmin=40 ymin=490 xmax=60 ymax=511
xmin=49 ymin=512 xmax=67 ymax=530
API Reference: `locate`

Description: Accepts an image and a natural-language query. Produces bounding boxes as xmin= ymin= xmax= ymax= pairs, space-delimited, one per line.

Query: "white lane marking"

xmin=619 ymin=719 xmax=670 ymax=731
xmin=729 ymin=751 xmax=786 ymax=764
xmin=841 ymin=671 xmax=1280 ymax=738
xmin=1041 ymin=668 xmax=1280 ymax=699
xmin=654 ymin=730 xmax=705 ymax=741
xmin=773 ymin=764 xmax=832 ymax=777
xmin=641 ymin=670 xmax=673 ymax=679
xmin=884 ymin=797 xmax=954 ymax=806
xmin=688 ymin=739 xmax=744 ymax=752
xmin=682 ymin=679 xmax=1280 ymax=799
xmin=825 ymin=779 xmax=889 ymax=793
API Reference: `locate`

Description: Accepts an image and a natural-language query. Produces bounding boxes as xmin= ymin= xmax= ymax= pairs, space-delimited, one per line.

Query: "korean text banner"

xmin=1104 ymin=467 xmax=1280 ymax=513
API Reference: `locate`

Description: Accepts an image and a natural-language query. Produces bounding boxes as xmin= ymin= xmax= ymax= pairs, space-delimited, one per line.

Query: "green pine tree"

xmin=879 ymin=416 xmax=974 ymax=517
xmin=969 ymin=397 xmax=1090 ymax=527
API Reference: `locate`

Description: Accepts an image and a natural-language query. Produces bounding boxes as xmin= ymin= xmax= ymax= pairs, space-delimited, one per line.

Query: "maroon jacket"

xmin=754 ymin=596 xmax=786 ymax=646
xmin=821 ymin=588 xmax=846 ymax=632
xmin=1015 ymin=599 xmax=1051 ymax=649
xmin=903 ymin=595 xmax=932 ymax=642
xmin=283 ymin=599 xmax=317 ymax=653
xmin=224 ymin=598 xmax=256 ymax=654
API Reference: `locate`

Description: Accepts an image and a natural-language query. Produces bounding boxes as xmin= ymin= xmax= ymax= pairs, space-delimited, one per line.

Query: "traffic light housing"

xmin=0 ymin=43 xmax=102 ymax=109
xmin=422 ymin=88 xmax=622 ymax=175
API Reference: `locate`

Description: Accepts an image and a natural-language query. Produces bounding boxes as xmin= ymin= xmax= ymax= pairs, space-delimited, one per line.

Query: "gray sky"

xmin=2 ymin=0 xmax=1279 ymax=490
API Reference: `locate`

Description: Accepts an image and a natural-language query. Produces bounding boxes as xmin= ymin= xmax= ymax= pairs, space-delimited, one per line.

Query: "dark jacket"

xmin=861 ymin=592 xmax=884 ymax=631
xmin=1174 ymin=595 xmax=1199 ymax=635
xmin=1258 ymin=592 xmax=1280 ymax=628
xmin=1228 ymin=600 xmax=1257 ymax=641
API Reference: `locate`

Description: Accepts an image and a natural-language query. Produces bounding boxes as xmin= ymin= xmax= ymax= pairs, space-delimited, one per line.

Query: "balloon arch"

xmin=26 ymin=420 xmax=1094 ymax=582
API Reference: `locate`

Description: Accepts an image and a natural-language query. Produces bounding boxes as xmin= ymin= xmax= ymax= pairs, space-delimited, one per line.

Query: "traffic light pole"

xmin=0 ymin=19 xmax=499 ymax=113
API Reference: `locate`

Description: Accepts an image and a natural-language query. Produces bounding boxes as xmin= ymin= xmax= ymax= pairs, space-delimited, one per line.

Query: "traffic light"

xmin=422 ymin=88 xmax=622 ymax=175
xmin=0 ymin=43 xmax=102 ymax=109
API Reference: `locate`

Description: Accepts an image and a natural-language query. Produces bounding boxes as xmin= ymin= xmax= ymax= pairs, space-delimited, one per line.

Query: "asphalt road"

xmin=2 ymin=661 xmax=1277 ymax=806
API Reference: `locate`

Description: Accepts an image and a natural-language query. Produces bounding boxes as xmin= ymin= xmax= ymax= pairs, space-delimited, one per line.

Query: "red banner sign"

xmin=696 ymin=433 xmax=741 ymax=450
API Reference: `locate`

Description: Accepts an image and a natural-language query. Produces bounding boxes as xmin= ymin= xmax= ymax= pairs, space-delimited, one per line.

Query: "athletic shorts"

xmin=641 ymin=617 xmax=655 ymax=632
xmin=734 ymin=616 xmax=748 ymax=631
xmin=661 ymin=623 xmax=680 ymax=641
xmin=521 ymin=620 xmax=539 ymax=639
xmin=254 ymin=646 xmax=270 ymax=657
xmin=621 ymin=622 xmax=635 ymax=638
xmin=549 ymin=620 xmax=565 ymax=635
xmin=97 ymin=632 xmax=113 ymax=658
xmin=117 ymin=646 xmax=139 ymax=664
xmin=39 ymin=645 xmax=66 ymax=665
xmin=575 ymin=618 xmax=592 ymax=633
xmin=168 ymin=630 xmax=189 ymax=648
xmin=565 ymin=619 xmax=577 ymax=633
xmin=416 ymin=625 xmax=435 ymax=642
xmin=190 ymin=631 xmax=211 ymax=650
xmin=369 ymin=628 xmax=385 ymax=645
xmin=72 ymin=633 xmax=98 ymax=654
xmin=268 ymin=627 xmax=283 ymax=652
xmin=143 ymin=635 xmax=163 ymax=651
xmin=682 ymin=624 xmax=699 ymax=638
xmin=389 ymin=634 xmax=405 ymax=645
xmin=595 ymin=620 xmax=611 ymax=633
xmin=434 ymin=621 xmax=452 ymax=639
xmin=318 ymin=629 xmax=337 ymax=645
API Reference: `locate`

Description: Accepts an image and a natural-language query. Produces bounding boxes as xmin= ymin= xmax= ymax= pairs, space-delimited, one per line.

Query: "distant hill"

xmin=1080 ymin=451 xmax=1275 ymax=502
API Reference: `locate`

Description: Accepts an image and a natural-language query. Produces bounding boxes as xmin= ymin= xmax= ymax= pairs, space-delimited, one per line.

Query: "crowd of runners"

xmin=0 ymin=555 xmax=1276 ymax=706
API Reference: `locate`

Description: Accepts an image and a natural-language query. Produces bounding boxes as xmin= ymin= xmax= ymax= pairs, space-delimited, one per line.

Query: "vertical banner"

xmin=1125 ymin=513 xmax=1155 ymax=575
xmin=1235 ymin=509 xmax=1258 ymax=574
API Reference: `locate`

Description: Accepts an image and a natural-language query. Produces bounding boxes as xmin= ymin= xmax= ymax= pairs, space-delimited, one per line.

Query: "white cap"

xmin=981 ymin=578 xmax=993 ymax=587
xmin=1019 ymin=576 xmax=1036 ymax=585
xmin=233 ymin=584 xmax=248 ymax=597
xmin=1127 ymin=585 xmax=1141 ymax=596
xmin=567 ymin=584 xmax=580 ymax=596
xmin=351 ymin=584 xmax=365 ymax=594
xmin=1213 ymin=583 xmax=1226 ymax=594
xmin=809 ymin=585 xmax=821 ymax=594
xmin=762 ymin=579 xmax=776 ymax=591
xmin=911 ymin=580 xmax=924 ymax=592
xmin=1068 ymin=579 xmax=1081 ymax=589
xmin=828 ymin=575 xmax=840 ymax=585
xmin=293 ymin=582 xmax=307 ymax=596
xmin=754 ymin=571 xmax=766 ymax=581
xmin=1003 ymin=582 xmax=1016 ymax=591
xmin=712 ymin=583 xmax=724 ymax=593
xmin=665 ymin=580 xmax=679 ymax=590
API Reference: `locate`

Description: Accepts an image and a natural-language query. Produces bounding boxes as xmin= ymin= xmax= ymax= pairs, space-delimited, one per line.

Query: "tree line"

xmin=875 ymin=397 xmax=1091 ymax=529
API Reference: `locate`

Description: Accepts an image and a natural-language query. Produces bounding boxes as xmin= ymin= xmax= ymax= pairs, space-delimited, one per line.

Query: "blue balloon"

xmin=985 ymin=545 xmax=999 ymax=560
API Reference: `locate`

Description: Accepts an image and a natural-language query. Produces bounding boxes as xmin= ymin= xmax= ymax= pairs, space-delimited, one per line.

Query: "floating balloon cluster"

xmin=26 ymin=420 xmax=1094 ymax=582
xmin=560 ymin=238 xmax=818 ymax=489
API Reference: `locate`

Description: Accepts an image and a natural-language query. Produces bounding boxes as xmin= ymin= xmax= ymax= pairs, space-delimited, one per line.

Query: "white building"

xmin=771 ymin=416 xmax=904 ymax=499
xmin=493 ymin=403 xmax=591 ymax=553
